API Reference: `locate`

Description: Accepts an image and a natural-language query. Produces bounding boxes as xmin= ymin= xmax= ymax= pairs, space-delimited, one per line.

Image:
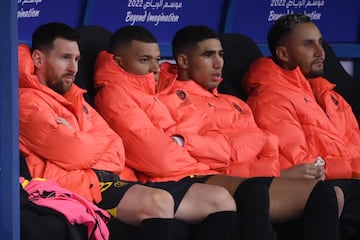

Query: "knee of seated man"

xmin=141 ymin=188 xmax=175 ymax=219
xmin=206 ymin=185 xmax=237 ymax=212
xmin=333 ymin=186 xmax=344 ymax=217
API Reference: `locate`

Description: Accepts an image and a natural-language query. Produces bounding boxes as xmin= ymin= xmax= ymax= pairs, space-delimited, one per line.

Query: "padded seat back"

xmin=75 ymin=25 xmax=112 ymax=106
xmin=322 ymin=41 xmax=360 ymax=123
xmin=219 ymin=33 xmax=263 ymax=100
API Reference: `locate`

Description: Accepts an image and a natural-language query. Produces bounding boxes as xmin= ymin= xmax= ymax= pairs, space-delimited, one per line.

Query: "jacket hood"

xmin=158 ymin=61 xmax=179 ymax=93
xmin=94 ymin=50 xmax=156 ymax=95
xmin=309 ymin=76 xmax=336 ymax=111
xmin=18 ymin=44 xmax=85 ymax=104
xmin=309 ymin=76 xmax=336 ymax=95
xmin=243 ymin=57 xmax=314 ymax=96
xmin=18 ymin=44 xmax=42 ymax=89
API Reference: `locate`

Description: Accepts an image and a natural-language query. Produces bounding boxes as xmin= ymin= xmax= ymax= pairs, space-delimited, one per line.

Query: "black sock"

xmin=136 ymin=218 xmax=191 ymax=240
xmin=234 ymin=178 xmax=276 ymax=240
xmin=327 ymin=179 xmax=360 ymax=240
xmin=108 ymin=216 xmax=137 ymax=240
xmin=191 ymin=211 xmax=239 ymax=240
xmin=302 ymin=181 xmax=339 ymax=240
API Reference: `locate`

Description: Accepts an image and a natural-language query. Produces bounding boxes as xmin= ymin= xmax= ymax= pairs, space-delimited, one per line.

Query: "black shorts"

xmin=94 ymin=169 xmax=140 ymax=209
xmin=147 ymin=175 xmax=212 ymax=211
xmin=95 ymin=170 xmax=211 ymax=211
xmin=97 ymin=179 xmax=139 ymax=210
xmin=251 ymin=176 xmax=274 ymax=189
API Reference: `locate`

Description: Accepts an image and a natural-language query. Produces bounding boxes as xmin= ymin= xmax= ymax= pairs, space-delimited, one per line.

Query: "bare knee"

xmin=140 ymin=189 xmax=174 ymax=219
xmin=116 ymin=186 xmax=174 ymax=225
xmin=207 ymin=185 xmax=236 ymax=212
xmin=268 ymin=178 xmax=317 ymax=222
xmin=175 ymin=183 xmax=236 ymax=223
xmin=333 ymin=186 xmax=344 ymax=217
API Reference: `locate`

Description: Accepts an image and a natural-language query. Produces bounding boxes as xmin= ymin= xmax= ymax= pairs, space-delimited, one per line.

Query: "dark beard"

xmin=48 ymin=81 xmax=72 ymax=95
xmin=306 ymin=68 xmax=324 ymax=78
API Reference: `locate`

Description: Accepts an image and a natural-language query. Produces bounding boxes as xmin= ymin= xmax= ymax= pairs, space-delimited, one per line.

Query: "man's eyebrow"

xmin=140 ymin=54 xmax=161 ymax=59
xmin=202 ymin=49 xmax=224 ymax=55
xmin=202 ymin=49 xmax=217 ymax=54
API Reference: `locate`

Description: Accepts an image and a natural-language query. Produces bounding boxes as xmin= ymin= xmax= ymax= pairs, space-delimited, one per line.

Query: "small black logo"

xmin=330 ymin=94 xmax=339 ymax=105
xmin=83 ymin=105 xmax=89 ymax=114
xmin=176 ymin=90 xmax=186 ymax=100
xmin=232 ymin=102 xmax=243 ymax=112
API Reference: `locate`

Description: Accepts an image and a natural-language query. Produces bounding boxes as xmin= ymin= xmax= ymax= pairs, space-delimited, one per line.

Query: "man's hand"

xmin=280 ymin=163 xmax=326 ymax=180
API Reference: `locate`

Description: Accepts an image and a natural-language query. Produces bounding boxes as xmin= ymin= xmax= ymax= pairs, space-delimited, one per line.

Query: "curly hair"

xmin=267 ymin=14 xmax=311 ymax=60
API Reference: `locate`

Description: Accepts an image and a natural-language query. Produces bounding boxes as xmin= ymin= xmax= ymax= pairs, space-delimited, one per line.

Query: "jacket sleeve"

xmin=95 ymin=88 xmax=201 ymax=178
xmin=159 ymin=92 xmax=232 ymax=171
xmin=247 ymin=94 xmax=315 ymax=170
xmin=180 ymin=131 xmax=231 ymax=171
xmin=85 ymin=103 xmax=126 ymax=172
xmin=19 ymin=94 xmax=114 ymax=171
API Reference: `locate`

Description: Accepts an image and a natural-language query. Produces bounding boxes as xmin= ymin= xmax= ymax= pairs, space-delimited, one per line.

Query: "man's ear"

xmin=112 ymin=55 xmax=122 ymax=67
xmin=276 ymin=46 xmax=289 ymax=62
xmin=32 ymin=49 xmax=44 ymax=68
xmin=177 ymin=53 xmax=188 ymax=69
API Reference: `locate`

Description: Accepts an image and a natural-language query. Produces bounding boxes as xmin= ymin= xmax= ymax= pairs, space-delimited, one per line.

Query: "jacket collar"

xmin=94 ymin=50 xmax=157 ymax=95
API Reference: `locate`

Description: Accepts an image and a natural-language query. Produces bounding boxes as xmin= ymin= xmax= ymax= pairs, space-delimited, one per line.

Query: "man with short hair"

xmin=242 ymin=13 xmax=360 ymax=239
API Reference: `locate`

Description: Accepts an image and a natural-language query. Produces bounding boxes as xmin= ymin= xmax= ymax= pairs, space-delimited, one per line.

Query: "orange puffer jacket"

xmin=18 ymin=44 xmax=136 ymax=203
xmin=93 ymin=51 xmax=218 ymax=183
xmin=243 ymin=57 xmax=360 ymax=179
xmin=157 ymin=62 xmax=280 ymax=178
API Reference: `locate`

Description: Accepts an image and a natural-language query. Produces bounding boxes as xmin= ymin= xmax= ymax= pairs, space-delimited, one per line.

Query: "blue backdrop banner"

xmin=18 ymin=0 xmax=85 ymax=43
xmin=225 ymin=0 xmax=360 ymax=43
xmin=83 ymin=0 xmax=225 ymax=42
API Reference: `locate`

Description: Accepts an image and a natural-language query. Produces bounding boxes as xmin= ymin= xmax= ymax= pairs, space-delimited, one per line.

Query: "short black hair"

xmin=31 ymin=22 xmax=78 ymax=53
xmin=172 ymin=25 xmax=220 ymax=59
xmin=108 ymin=25 xmax=158 ymax=54
xmin=267 ymin=14 xmax=311 ymax=59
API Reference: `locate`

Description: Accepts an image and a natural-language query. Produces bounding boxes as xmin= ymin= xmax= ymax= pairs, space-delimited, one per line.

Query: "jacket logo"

xmin=330 ymin=94 xmax=339 ymax=105
xmin=82 ymin=105 xmax=89 ymax=114
xmin=232 ymin=103 xmax=243 ymax=112
xmin=176 ymin=90 xmax=186 ymax=100
xmin=304 ymin=97 xmax=311 ymax=104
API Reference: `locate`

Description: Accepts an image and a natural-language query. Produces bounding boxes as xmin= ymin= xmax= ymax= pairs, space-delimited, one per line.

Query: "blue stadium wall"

xmin=1 ymin=1 xmax=359 ymax=239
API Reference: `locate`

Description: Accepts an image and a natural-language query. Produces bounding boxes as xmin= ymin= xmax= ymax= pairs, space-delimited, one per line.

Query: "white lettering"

xmin=304 ymin=10 xmax=322 ymax=20
xmin=268 ymin=10 xmax=294 ymax=21
xmin=268 ymin=9 xmax=321 ymax=22
xmin=19 ymin=0 xmax=43 ymax=6
xmin=146 ymin=11 xmax=179 ymax=26
xmin=17 ymin=7 xmax=40 ymax=18
xmin=125 ymin=11 xmax=147 ymax=25
xmin=268 ymin=0 xmax=324 ymax=22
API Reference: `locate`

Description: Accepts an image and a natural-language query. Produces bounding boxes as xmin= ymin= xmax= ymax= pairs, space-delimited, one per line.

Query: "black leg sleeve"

xmin=136 ymin=218 xmax=191 ymax=240
xmin=302 ymin=181 xmax=339 ymax=240
xmin=191 ymin=211 xmax=239 ymax=240
xmin=233 ymin=177 xmax=276 ymax=240
xmin=326 ymin=179 xmax=360 ymax=240
xmin=108 ymin=216 xmax=137 ymax=240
